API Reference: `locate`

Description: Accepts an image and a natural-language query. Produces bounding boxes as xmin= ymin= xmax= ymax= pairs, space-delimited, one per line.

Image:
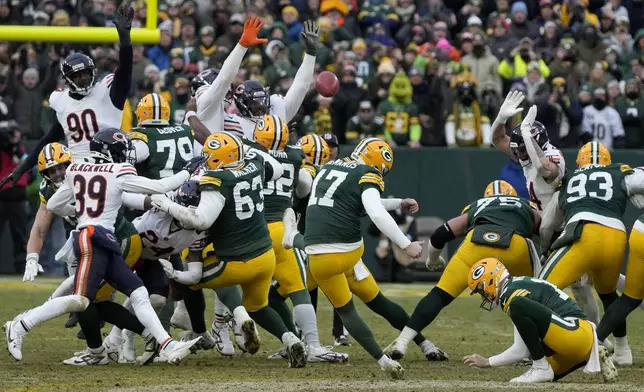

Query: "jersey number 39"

xmin=74 ymin=175 xmax=106 ymax=218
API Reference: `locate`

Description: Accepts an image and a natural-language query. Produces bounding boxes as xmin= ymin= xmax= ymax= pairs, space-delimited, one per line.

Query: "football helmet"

xmin=234 ymin=80 xmax=270 ymax=118
xmin=297 ymin=134 xmax=330 ymax=166
xmin=468 ymin=258 xmax=509 ymax=311
xmin=176 ymin=180 xmax=201 ymax=207
xmin=191 ymin=68 xmax=220 ymax=96
xmin=202 ymin=132 xmax=244 ymax=170
xmin=509 ymin=121 xmax=549 ymax=164
xmin=484 ymin=180 xmax=517 ymax=197
xmin=254 ymin=114 xmax=288 ymax=152
xmin=61 ymin=53 xmax=97 ymax=96
xmin=37 ymin=142 xmax=72 ymax=187
xmin=577 ymin=141 xmax=611 ymax=168
xmin=89 ymin=128 xmax=136 ymax=164
xmin=136 ymin=93 xmax=171 ymax=126
xmin=351 ymin=137 xmax=393 ymax=176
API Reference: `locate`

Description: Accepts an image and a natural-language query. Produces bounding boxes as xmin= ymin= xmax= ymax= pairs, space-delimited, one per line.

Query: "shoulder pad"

xmin=461 ymin=204 xmax=471 ymax=214
xmin=101 ymin=73 xmax=115 ymax=88
xmin=200 ymin=173 xmax=224 ymax=190
xmin=358 ymin=169 xmax=385 ymax=192
xmin=620 ymin=164 xmax=634 ymax=173
xmin=302 ymin=163 xmax=317 ymax=178
xmin=128 ymin=131 xmax=149 ymax=143
xmin=48 ymin=90 xmax=64 ymax=110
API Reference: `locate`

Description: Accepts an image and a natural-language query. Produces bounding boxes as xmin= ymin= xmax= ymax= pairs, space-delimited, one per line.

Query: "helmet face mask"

xmin=61 ymin=53 xmax=97 ymax=96
xmin=89 ymin=129 xmax=137 ymax=165
xmin=38 ymin=143 xmax=72 ymax=188
xmin=45 ymin=165 xmax=68 ymax=187
xmin=509 ymin=122 xmax=549 ymax=166
xmin=468 ymin=258 xmax=508 ymax=312
xmin=234 ymin=81 xmax=270 ymax=118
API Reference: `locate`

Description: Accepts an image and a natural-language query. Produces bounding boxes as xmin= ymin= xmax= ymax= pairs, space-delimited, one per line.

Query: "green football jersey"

xmin=464 ymin=196 xmax=535 ymax=238
xmin=558 ymin=163 xmax=633 ymax=225
xmin=305 ymin=159 xmax=385 ymax=246
xmin=39 ymin=180 xmax=136 ymax=241
xmin=499 ymin=276 xmax=586 ymax=319
xmin=293 ymin=163 xmax=319 ymax=233
xmin=262 ymin=145 xmax=306 ymax=222
xmin=129 ymin=125 xmax=194 ymax=179
xmin=199 ymin=152 xmax=272 ymax=262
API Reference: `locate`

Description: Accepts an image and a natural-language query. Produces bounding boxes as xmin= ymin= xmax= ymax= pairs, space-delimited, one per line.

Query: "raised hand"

xmin=239 ymin=16 xmax=269 ymax=48
xmin=498 ymin=90 xmax=525 ymax=121
xmin=301 ymin=20 xmax=320 ymax=56
xmin=520 ymin=105 xmax=537 ymax=133
xmin=182 ymin=155 xmax=207 ymax=174
xmin=113 ymin=2 xmax=134 ymax=44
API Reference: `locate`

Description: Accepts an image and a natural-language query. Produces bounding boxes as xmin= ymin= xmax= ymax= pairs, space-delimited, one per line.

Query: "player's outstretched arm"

xmin=160 ymin=256 xmax=203 ymax=285
xmin=46 ymin=181 xmax=75 ymax=217
xmin=121 ymin=192 xmax=151 ymax=211
xmin=520 ymin=106 xmax=559 ymax=182
xmin=295 ymin=167 xmax=313 ymax=198
xmin=184 ymin=99 xmax=211 ymax=144
xmin=0 ymin=118 xmax=64 ymax=189
xmin=109 ymin=3 xmax=134 ymax=110
xmin=120 ymin=156 xmax=204 ymax=194
xmin=539 ymin=191 xmax=563 ymax=251
xmin=283 ymin=20 xmax=319 ymax=122
xmin=151 ymin=190 xmax=224 ymax=231
xmin=24 ymin=202 xmax=54 ymax=282
xmin=426 ymin=214 xmax=467 ymax=269
xmin=470 ymin=326 xmax=530 ymax=368
xmin=491 ymin=90 xmax=525 ymax=156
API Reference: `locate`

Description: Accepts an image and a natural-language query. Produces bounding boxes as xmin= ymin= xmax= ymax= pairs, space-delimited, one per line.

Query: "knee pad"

xmin=430 ymin=287 xmax=455 ymax=307
xmin=66 ymin=295 xmax=90 ymax=312
xmin=150 ymin=294 xmax=167 ymax=313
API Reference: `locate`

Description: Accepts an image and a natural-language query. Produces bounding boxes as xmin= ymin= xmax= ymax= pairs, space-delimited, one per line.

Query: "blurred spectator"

xmin=534 ymin=21 xmax=559 ymax=64
xmin=549 ymin=40 xmax=589 ymax=97
xmin=487 ymin=0 xmax=511 ymax=29
xmin=368 ymin=58 xmax=395 ymax=108
xmin=377 ymin=72 xmax=421 ymax=148
xmin=578 ymin=23 xmax=608 ymax=65
xmin=282 ymin=6 xmax=304 ymax=43
xmin=352 ymin=39 xmax=375 ymax=84
xmin=587 ymin=61 xmax=611 ymax=90
xmin=132 ymin=44 xmax=152 ymax=86
xmin=148 ymin=20 xmax=178 ymax=71
xmin=535 ymin=0 xmax=556 ymax=29
xmin=508 ymin=1 xmax=539 ymax=41
xmin=488 ymin=17 xmax=518 ymax=61
xmin=345 ymin=100 xmax=385 ymax=144
xmin=605 ymin=47 xmax=624 ymax=81
xmin=0 ymin=120 xmax=29 ymax=274
xmin=216 ymin=13 xmax=244 ymax=49
xmin=578 ymin=84 xmax=593 ymax=108
xmin=170 ymin=77 xmax=190 ymax=125
xmin=331 ymin=64 xmax=368 ymax=144
xmin=581 ymin=87 xmax=626 ymax=148
xmin=498 ymin=38 xmax=550 ymax=91
xmin=560 ymin=0 xmax=600 ymax=34
xmin=521 ymin=61 xmax=549 ymax=106
xmin=536 ymin=77 xmax=583 ymax=147
xmin=614 ymin=79 xmax=644 ymax=148
xmin=607 ymin=80 xmax=622 ymax=106
xmin=445 ymin=72 xmax=491 ymax=147
xmin=197 ymin=26 xmax=217 ymax=67
xmin=461 ymin=32 xmax=502 ymax=98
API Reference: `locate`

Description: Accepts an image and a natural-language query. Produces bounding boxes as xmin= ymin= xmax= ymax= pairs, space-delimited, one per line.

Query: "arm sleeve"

xmin=121 ymin=192 xmax=148 ymax=211
xmin=295 ymin=167 xmax=313 ymax=198
xmin=362 ymin=188 xmax=411 ymax=249
xmin=284 ymin=54 xmax=315 ymax=122
xmin=131 ymin=139 xmax=150 ymax=163
xmin=46 ymin=181 xmax=75 ymax=216
xmin=539 ymin=191 xmax=563 ymax=251
xmin=165 ymin=190 xmax=225 ymax=231
xmin=488 ymin=326 xmax=531 ymax=367
xmin=197 ymin=44 xmax=247 ymax=119
xmin=121 ymin=171 xmax=190 ymax=194
xmin=14 ymin=117 xmax=64 ymax=177
xmin=171 ymin=262 xmax=203 ymax=285
xmin=109 ymin=44 xmax=133 ymax=110
xmin=522 ymin=130 xmax=549 ymax=177
xmin=381 ymin=198 xmax=402 ymax=211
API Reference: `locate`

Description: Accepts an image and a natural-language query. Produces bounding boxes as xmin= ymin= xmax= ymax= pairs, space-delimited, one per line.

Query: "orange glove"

xmin=239 ymin=16 xmax=269 ymax=48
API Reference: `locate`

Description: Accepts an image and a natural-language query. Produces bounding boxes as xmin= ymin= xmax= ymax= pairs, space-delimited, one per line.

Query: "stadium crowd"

xmin=0 ymin=0 xmax=643 ymax=274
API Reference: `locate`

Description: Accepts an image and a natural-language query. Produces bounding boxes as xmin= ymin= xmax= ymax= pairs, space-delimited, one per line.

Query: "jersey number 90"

xmin=67 ymin=109 xmax=99 ymax=143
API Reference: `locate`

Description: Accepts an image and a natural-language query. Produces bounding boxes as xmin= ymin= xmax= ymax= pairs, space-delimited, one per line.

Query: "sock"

xmin=94 ymin=301 xmax=144 ymax=335
xmin=48 ymin=275 xmax=75 ymax=300
xmin=599 ymin=291 xmax=626 ymax=338
xmin=615 ymin=336 xmax=629 ymax=349
xmin=366 ymin=292 xmax=428 ymax=346
xmin=532 ymin=357 xmax=550 ymax=370
xmin=232 ymin=306 xmax=251 ymax=325
xmin=293 ymin=303 xmax=320 ymax=348
xmin=335 ymin=299 xmax=383 ymax=360
xmin=214 ymin=290 xmax=234 ymax=319
xmin=19 ymin=295 xmax=88 ymax=333
xmin=332 ymin=309 xmax=344 ymax=338
xmin=419 ymin=340 xmax=437 ymax=352
xmin=106 ymin=326 xmax=124 ymax=347
xmin=406 ymin=287 xmax=454 ymax=333
xmin=269 ymin=285 xmax=296 ymax=333
xmin=293 ymin=233 xmax=306 ymax=250
xmin=129 ymin=286 xmax=172 ymax=347
xmin=183 ymin=287 xmax=207 ymax=334
xmin=571 ymin=283 xmax=600 ymax=326
xmin=78 ymin=303 xmax=103 ymax=349
xmin=597 ymin=295 xmax=641 ymax=341
xmin=309 ymin=288 xmax=318 ymax=312
xmin=249 ymin=306 xmax=289 ymax=340
xmin=507 ymin=296 xmax=551 ymax=361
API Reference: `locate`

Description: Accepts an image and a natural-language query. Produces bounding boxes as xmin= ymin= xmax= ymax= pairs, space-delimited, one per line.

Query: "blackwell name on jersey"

xmin=68 ymin=163 xmax=116 ymax=173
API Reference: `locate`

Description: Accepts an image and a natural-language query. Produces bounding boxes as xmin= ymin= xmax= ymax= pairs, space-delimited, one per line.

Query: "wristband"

xmin=26 ymin=253 xmax=39 ymax=263
xmin=185 ymin=111 xmax=197 ymax=121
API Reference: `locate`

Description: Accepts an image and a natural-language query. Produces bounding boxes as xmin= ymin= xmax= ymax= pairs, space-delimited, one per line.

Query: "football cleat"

xmin=239 ymin=320 xmax=260 ymax=355
xmin=599 ymin=345 xmax=618 ymax=382
xmin=63 ymin=347 xmax=110 ymax=366
xmin=210 ymin=319 xmax=234 ymax=356
xmin=119 ymin=330 xmax=137 ymax=363
xmin=334 ymin=335 xmax=351 ymax=347
xmin=170 ymin=301 xmax=193 ymax=331
xmin=600 ymin=338 xmax=614 ymax=354
xmin=307 ymin=346 xmax=349 ymax=363
xmin=267 ymin=346 xmax=288 ymax=360
xmin=379 ymin=355 xmax=405 ymax=380
xmin=282 ymin=332 xmax=307 ymax=368
xmin=613 ymin=344 xmax=633 ymax=366
xmin=3 ymin=320 xmax=24 ymax=361
xmin=281 ymin=208 xmax=299 ymax=250
xmin=162 ymin=337 xmax=202 ymax=365
xmin=136 ymin=333 xmax=160 ymax=365
xmin=509 ymin=364 xmax=554 ymax=383
xmin=383 ymin=338 xmax=408 ymax=360
xmin=421 ymin=342 xmax=448 ymax=361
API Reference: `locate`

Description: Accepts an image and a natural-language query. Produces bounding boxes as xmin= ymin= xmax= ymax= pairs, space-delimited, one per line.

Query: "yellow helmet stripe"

xmin=351 ymin=137 xmax=379 ymax=160
xmin=591 ymin=141 xmax=598 ymax=165
xmin=151 ymin=93 xmax=161 ymax=121
xmin=270 ymin=114 xmax=282 ymax=151
xmin=44 ymin=143 xmax=54 ymax=162
xmin=312 ymin=134 xmax=322 ymax=166
xmin=493 ymin=180 xmax=500 ymax=195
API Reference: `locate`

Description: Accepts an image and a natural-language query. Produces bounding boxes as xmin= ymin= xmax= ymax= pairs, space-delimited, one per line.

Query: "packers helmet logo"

xmin=207 ymin=139 xmax=221 ymax=150
xmin=381 ymin=148 xmax=393 ymax=162
xmin=60 ymin=145 xmax=70 ymax=153
xmin=483 ymin=232 xmax=500 ymax=242
xmin=257 ymin=119 xmax=265 ymax=130
xmin=471 ymin=264 xmax=486 ymax=280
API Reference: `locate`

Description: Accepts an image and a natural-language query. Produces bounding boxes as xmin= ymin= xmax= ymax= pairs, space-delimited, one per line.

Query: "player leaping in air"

xmin=0 ymin=2 xmax=135 ymax=188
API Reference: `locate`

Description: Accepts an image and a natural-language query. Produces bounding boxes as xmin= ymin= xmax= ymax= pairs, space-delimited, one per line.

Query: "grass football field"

xmin=2 ymin=277 xmax=644 ymax=392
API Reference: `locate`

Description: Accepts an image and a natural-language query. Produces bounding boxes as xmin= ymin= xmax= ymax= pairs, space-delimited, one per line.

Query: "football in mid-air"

xmin=315 ymin=71 xmax=340 ymax=97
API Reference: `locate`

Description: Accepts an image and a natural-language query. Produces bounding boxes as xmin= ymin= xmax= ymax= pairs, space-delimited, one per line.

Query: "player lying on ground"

xmin=463 ymin=258 xmax=617 ymax=383
xmin=385 ymin=180 xmax=541 ymax=360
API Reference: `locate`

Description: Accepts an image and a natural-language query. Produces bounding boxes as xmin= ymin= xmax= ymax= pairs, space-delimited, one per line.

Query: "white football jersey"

xmin=581 ymin=105 xmax=625 ymax=149
xmin=224 ymin=94 xmax=288 ymax=139
xmin=133 ymin=208 xmax=207 ymax=260
xmin=523 ymin=145 xmax=566 ymax=211
xmin=49 ymin=74 xmax=124 ymax=161
xmin=65 ymin=161 xmax=136 ymax=232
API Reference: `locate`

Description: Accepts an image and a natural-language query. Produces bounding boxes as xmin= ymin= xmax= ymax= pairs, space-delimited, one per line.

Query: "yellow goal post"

xmin=0 ymin=0 xmax=159 ymax=44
